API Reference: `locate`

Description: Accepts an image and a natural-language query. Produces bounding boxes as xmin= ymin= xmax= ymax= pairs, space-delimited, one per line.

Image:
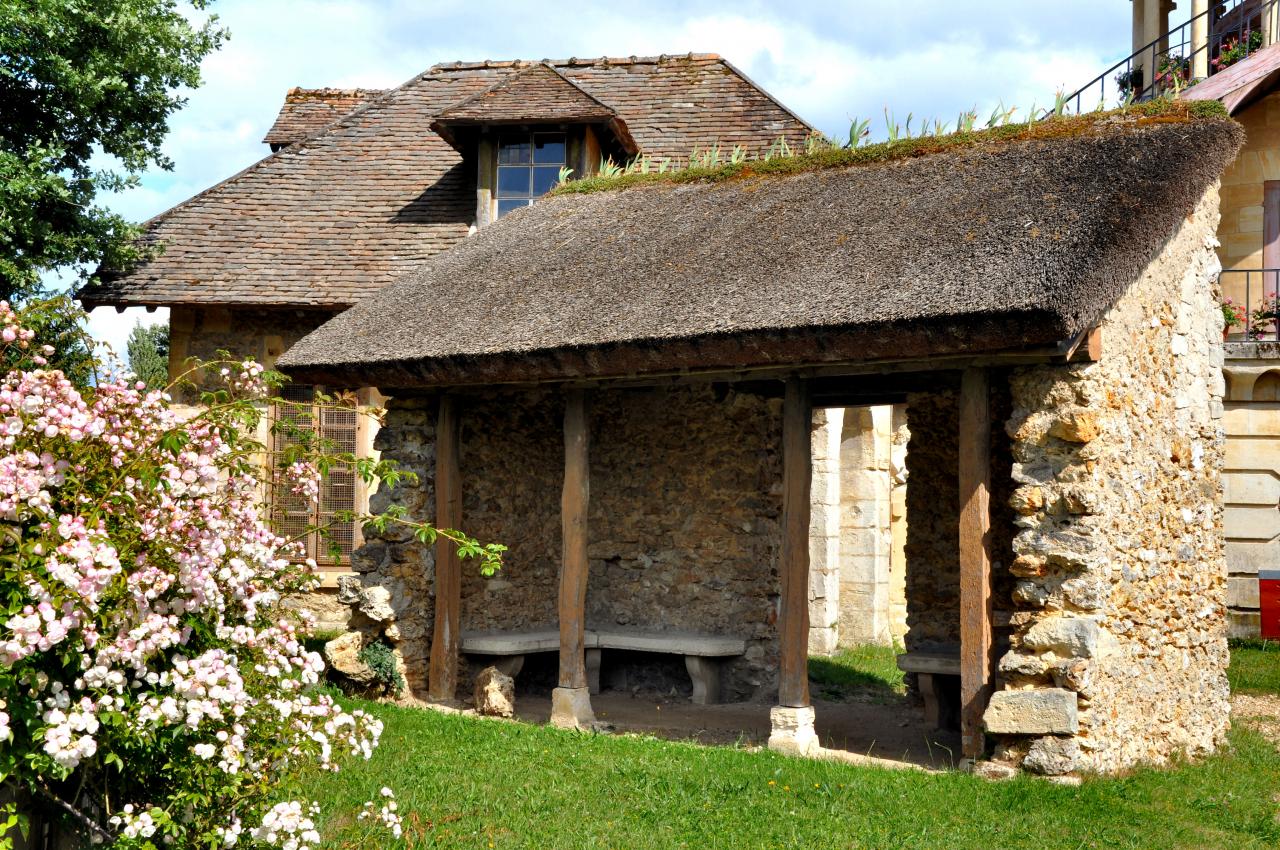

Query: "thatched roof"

xmin=278 ymin=112 xmax=1243 ymax=388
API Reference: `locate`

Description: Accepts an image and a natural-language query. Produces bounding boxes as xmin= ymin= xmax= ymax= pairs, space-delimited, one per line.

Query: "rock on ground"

xmin=474 ymin=666 xmax=515 ymax=717
xmin=324 ymin=631 xmax=376 ymax=686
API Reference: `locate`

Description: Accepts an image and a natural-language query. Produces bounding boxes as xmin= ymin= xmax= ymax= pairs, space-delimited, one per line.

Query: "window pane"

xmin=497 ymin=198 xmax=531 ymax=217
xmin=496 ymin=166 xmax=530 ymax=197
xmin=497 ymin=137 xmax=531 ymax=165
xmin=532 ymin=165 xmax=562 ymax=197
xmin=533 ymin=133 xmax=566 ymax=164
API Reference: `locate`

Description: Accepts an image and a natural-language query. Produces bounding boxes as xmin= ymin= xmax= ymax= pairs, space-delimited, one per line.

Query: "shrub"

xmin=0 ymin=301 xmax=502 ymax=847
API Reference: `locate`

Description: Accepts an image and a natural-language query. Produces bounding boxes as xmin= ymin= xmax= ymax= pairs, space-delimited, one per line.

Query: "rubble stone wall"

xmin=347 ymin=385 xmax=784 ymax=701
xmin=903 ymin=392 xmax=961 ymax=651
xmin=990 ymin=184 xmax=1229 ymax=775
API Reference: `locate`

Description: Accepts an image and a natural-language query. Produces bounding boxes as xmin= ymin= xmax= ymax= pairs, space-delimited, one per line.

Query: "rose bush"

xmin=0 ymin=301 xmax=497 ymax=847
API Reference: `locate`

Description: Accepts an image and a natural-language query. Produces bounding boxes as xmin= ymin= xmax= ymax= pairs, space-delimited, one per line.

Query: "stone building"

xmin=79 ymin=55 xmax=823 ymax=608
xmin=279 ymin=105 xmax=1242 ymax=774
xmin=1063 ymin=0 xmax=1280 ymax=637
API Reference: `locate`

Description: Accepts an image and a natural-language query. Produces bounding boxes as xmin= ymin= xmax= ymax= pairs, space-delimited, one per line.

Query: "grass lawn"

xmin=1229 ymin=639 xmax=1280 ymax=694
xmin=292 ymin=643 xmax=1280 ymax=850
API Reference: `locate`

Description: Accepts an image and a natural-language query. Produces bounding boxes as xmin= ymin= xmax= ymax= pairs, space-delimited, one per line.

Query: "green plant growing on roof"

xmin=730 ymin=145 xmax=749 ymax=164
xmin=846 ymin=117 xmax=871 ymax=148
xmin=956 ymin=108 xmax=978 ymax=134
xmin=1052 ymin=90 xmax=1070 ymax=118
xmin=884 ymin=107 xmax=912 ymax=142
xmin=556 ymin=165 xmax=575 ymax=186
xmin=764 ymin=136 xmax=794 ymax=160
xmin=598 ymin=156 xmax=625 ymax=178
xmin=690 ymin=144 xmax=724 ymax=168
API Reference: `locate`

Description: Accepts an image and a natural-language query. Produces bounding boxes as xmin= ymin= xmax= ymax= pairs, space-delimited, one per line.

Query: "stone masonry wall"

xmin=808 ymin=408 xmax=843 ymax=655
xmin=346 ymin=385 xmax=784 ymax=701
xmin=988 ymin=185 xmax=1228 ymax=775
xmin=903 ymin=392 xmax=961 ymax=651
xmin=837 ymin=406 xmax=896 ymax=646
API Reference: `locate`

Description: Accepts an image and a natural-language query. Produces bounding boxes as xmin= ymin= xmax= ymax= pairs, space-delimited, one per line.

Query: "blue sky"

xmin=87 ymin=0 xmax=1155 ymax=351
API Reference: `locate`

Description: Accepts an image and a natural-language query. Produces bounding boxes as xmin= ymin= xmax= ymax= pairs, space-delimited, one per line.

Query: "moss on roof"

xmin=552 ymin=99 xmax=1231 ymax=196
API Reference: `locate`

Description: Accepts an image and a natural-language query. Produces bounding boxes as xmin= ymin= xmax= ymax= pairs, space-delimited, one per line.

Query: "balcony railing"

xmin=1221 ymin=268 xmax=1280 ymax=340
xmin=1063 ymin=0 xmax=1277 ymax=114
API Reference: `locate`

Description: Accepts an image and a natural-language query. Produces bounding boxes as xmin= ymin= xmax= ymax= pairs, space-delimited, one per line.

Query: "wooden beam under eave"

xmin=558 ymin=389 xmax=590 ymax=690
xmin=958 ymin=367 xmax=994 ymax=759
xmin=428 ymin=394 xmax=462 ymax=701
xmin=778 ymin=376 xmax=812 ymax=708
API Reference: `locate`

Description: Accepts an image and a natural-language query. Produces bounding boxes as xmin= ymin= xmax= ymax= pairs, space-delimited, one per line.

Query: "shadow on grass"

xmin=808 ymin=643 xmax=907 ymax=704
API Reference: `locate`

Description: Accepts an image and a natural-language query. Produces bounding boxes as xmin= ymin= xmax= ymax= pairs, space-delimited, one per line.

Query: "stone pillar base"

xmin=550 ymin=686 xmax=595 ymax=729
xmin=768 ymin=705 xmax=819 ymax=756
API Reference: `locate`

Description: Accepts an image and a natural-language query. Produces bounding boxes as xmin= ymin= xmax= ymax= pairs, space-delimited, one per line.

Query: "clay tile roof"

xmin=277 ymin=113 xmax=1243 ymax=388
xmin=81 ymin=55 xmax=816 ymax=310
xmin=435 ymin=63 xmax=617 ymax=124
xmin=262 ymin=87 xmax=389 ymax=146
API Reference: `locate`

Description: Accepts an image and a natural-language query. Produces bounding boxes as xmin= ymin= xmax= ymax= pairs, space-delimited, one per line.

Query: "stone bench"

xmin=460 ymin=628 xmax=746 ymax=705
xmin=897 ymin=648 xmax=961 ymax=731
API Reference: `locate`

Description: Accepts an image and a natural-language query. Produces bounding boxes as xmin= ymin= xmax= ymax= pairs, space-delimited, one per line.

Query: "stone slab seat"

xmin=459 ymin=628 xmax=746 ymax=705
xmin=897 ymin=647 xmax=962 ymax=731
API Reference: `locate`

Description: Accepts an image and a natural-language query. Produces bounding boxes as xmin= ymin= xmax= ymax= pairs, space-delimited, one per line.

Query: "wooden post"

xmin=552 ymin=389 xmax=595 ymax=727
xmin=958 ymin=368 xmax=993 ymax=759
xmin=560 ymin=391 xmax=590 ymax=684
xmin=778 ymin=377 xmax=812 ymax=708
xmin=428 ymin=395 xmax=462 ymax=701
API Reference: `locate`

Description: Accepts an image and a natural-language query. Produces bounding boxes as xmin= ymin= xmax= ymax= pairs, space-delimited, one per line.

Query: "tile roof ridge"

xmin=428 ymin=52 xmax=723 ymax=72
xmin=284 ymin=86 xmax=389 ymax=99
xmin=435 ymin=61 xmax=618 ymax=119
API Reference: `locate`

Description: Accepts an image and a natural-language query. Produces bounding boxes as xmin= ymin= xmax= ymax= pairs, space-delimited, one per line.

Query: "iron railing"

xmin=1063 ymin=0 xmax=1277 ymax=114
xmin=1220 ymin=268 xmax=1280 ymax=339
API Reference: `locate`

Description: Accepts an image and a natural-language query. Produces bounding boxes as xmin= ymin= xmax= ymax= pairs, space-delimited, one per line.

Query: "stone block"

xmin=1048 ymin=408 xmax=1101 ymax=443
xmin=473 ymin=666 xmax=515 ymax=718
xmin=358 ymin=585 xmax=396 ymax=623
xmin=983 ymin=689 xmax=1079 ymax=735
xmin=768 ymin=705 xmax=819 ymax=756
xmin=1023 ymin=736 xmax=1081 ymax=775
xmin=550 ymin=686 xmax=595 ymax=729
xmin=324 ymin=632 xmax=375 ymax=686
xmin=1226 ymin=438 xmax=1280 ymax=471
xmin=1224 ymin=506 xmax=1280 ymax=540
xmin=1228 ymin=576 xmax=1261 ymax=609
xmin=1224 ymin=470 xmax=1280 ymax=505
xmin=1223 ymin=407 xmax=1280 ymax=438
xmin=1022 ymin=617 xmax=1101 ymax=658
xmin=1229 ymin=610 xmax=1261 ymax=638
xmin=1227 ymin=540 xmax=1279 ymax=575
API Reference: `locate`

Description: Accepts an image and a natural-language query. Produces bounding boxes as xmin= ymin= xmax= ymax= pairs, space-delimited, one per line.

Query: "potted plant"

xmin=1250 ymin=293 xmax=1279 ymax=339
xmin=1213 ymin=30 xmax=1265 ymax=72
xmin=1222 ymin=296 xmax=1247 ymax=338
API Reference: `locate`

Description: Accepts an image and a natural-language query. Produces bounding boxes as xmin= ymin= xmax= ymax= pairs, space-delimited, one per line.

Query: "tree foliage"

xmin=0 ymin=0 xmax=227 ymax=299
xmin=125 ymin=321 xmax=169 ymax=390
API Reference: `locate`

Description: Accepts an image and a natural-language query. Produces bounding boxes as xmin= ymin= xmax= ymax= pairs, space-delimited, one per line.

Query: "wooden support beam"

xmin=958 ymin=368 xmax=993 ymax=759
xmin=558 ymin=389 xmax=590 ymax=690
xmin=428 ymin=395 xmax=462 ymax=701
xmin=778 ymin=377 xmax=812 ymax=708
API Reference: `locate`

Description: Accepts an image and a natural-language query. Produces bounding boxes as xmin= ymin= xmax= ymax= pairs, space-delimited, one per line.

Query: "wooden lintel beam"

xmin=958 ymin=367 xmax=994 ymax=759
xmin=778 ymin=377 xmax=812 ymax=708
xmin=428 ymin=394 xmax=462 ymax=701
xmin=558 ymin=389 xmax=590 ymax=690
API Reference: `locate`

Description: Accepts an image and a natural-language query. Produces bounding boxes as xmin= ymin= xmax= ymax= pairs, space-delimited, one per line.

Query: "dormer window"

xmin=496 ymin=132 xmax=567 ymax=217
